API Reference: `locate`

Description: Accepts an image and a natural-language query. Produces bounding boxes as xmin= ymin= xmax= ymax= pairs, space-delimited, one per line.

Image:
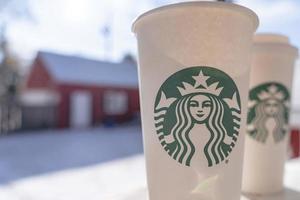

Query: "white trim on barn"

xmin=20 ymin=90 xmax=60 ymax=106
xmin=70 ymin=91 xmax=92 ymax=128
xmin=103 ymin=90 xmax=128 ymax=115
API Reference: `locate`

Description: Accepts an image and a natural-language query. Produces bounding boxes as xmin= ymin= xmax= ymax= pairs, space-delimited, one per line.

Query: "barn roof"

xmin=38 ymin=51 xmax=138 ymax=88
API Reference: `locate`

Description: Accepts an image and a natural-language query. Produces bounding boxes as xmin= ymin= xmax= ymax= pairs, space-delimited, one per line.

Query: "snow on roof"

xmin=38 ymin=51 xmax=138 ymax=88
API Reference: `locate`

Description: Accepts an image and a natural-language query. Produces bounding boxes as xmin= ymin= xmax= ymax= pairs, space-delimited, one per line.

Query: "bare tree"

xmin=0 ymin=0 xmax=32 ymax=134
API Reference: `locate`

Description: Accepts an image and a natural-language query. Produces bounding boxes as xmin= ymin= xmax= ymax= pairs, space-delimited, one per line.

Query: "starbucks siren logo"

xmin=247 ymin=82 xmax=290 ymax=143
xmin=154 ymin=66 xmax=241 ymax=167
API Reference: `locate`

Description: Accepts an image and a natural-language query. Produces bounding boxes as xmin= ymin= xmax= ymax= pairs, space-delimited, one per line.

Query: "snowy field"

xmin=0 ymin=125 xmax=146 ymax=200
xmin=0 ymin=125 xmax=299 ymax=200
xmin=0 ymin=155 xmax=148 ymax=200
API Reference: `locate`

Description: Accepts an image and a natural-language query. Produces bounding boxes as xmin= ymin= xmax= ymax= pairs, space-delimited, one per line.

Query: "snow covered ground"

xmin=0 ymin=126 xmax=299 ymax=200
xmin=0 ymin=155 xmax=148 ymax=200
xmin=0 ymin=125 xmax=144 ymax=198
xmin=0 ymin=155 xmax=299 ymax=200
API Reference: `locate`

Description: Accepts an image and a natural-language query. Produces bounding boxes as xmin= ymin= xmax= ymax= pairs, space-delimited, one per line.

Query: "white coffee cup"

xmin=242 ymin=34 xmax=299 ymax=195
xmin=133 ymin=2 xmax=258 ymax=200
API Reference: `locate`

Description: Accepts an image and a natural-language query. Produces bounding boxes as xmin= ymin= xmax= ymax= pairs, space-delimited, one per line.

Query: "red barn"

xmin=21 ymin=51 xmax=139 ymax=129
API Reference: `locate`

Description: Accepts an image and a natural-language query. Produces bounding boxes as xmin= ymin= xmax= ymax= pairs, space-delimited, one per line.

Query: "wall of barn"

xmin=26 ymin=57 xmax=56 ymax=90
xmin=57 ymin=83 xmax=139 ymax=128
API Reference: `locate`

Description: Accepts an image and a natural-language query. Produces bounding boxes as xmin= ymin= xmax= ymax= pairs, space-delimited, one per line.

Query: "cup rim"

xmin=132 ymin=1 xmax=259 ymax=33
xmin=254 ymin=33 xmax=290 ymax=44
xmin=254 ymin=33 xmax=299 ymax=58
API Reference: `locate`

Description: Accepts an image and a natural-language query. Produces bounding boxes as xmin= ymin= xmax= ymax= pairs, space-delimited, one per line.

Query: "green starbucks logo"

xmin=154 ymin=66 xmax=241 ymax=167
xmin=247 ymin=82 xmax=290 ymax=143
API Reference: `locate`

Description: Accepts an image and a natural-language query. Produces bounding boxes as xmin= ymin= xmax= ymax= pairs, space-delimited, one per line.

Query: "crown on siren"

xmin=177 ymin=70 xmax=223 ymax=96
xmin=258 ymin=85 xmax=285 ymax=101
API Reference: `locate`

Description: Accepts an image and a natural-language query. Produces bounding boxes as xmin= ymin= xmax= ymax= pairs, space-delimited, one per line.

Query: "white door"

xmin=70 ymin=91 xmax=92 ymax=128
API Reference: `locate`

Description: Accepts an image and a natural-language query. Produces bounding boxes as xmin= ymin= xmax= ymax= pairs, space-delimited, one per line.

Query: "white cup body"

xmin=133 ymin=2 xmax=258 ymax=200
xmin=242 ymin=34 xmax=299 ymax=195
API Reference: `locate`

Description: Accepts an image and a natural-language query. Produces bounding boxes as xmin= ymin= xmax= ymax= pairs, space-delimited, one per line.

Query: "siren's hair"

xmin=272 ymin=102 xmax=287 ymax=142
xmin=250 ymin=103 xmax=268 ymax=142
xmin=169 ymin=95 xmax=195 ymax=166
xmin=204 ymin=95 xmax=231 ymax=166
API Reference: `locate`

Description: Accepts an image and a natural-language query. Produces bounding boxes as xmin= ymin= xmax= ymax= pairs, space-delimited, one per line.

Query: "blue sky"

xmin=5 ymin=0 xmax=300 ymax=62
xmin=6 ymin=0 xmax=153 ymax=61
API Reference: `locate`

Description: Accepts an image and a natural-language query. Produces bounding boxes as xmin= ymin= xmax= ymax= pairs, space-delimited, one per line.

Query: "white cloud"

xmin=237 ymin=0 xmax=300 ymax=48
xmin=237 ymin=0 xmax=300 ymax=24
xmin=5 ymin=0 xmax=300 ymax=64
